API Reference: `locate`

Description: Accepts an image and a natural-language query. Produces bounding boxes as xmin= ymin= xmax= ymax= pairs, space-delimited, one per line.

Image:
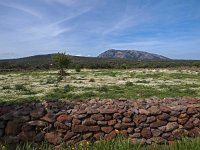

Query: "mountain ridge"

xmin=98 ymin=49 xmax=170 ymax=60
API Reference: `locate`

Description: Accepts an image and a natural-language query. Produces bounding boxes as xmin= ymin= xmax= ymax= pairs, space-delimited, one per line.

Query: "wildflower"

xmin=115 ymin=129 xmax=119 ymax=134
xmin=86 ymin=141 xmax=89 ymax=145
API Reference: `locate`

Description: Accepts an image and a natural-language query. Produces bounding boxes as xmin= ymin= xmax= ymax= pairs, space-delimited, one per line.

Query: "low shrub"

xmin=89 ymin=78 xmax=95 ymax=82
xmin=15 ymin=84 xmax=27 ymax=91
xmin=125 ymin=81 xmax=133 ymax=86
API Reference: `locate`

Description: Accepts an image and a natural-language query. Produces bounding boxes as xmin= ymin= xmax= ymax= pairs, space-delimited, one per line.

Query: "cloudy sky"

xmin=0 ymin=0 xmax=200 ymax=59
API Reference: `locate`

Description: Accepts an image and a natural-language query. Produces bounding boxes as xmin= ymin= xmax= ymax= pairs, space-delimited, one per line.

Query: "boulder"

xmin=57 ymin=114 xmax=72 ymax=122
xmin=141 ymin=128 xmax=152 ymax=139
xmin=166 ymin=122 xmax=179 ymax=132
xmin=187 ymin=107 xmax=198 ymax=115
xmin=82 ymin=118 xmax=96 ymax=126
xmin=133 ymin=114 xmax=147 ymax=126
xmin=45 ymin=132 xmax=62 ymax=145
xmin=5 ymin=121 xmax=21 ymax=136
xmin=105 ymin=130 xmax=117 ymax=140
xmin=40 ymin=112 xmax=56 ymax=123
xmin=101 ymin=126 xmax=113 ymax=133
xmin=150 ymin=120 xmax=167 ymax=128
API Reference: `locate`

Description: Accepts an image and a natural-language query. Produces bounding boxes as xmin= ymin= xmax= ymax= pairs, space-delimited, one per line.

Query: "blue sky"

xmin=0 ymin=0 xmax=200 ymax=59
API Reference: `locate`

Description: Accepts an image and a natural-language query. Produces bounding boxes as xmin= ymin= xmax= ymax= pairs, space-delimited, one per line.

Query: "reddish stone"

xmin=97 ymin=121 xmax=108 ymax=125
xmin=189 ymin=127 xmax=200 ymax=137
xmin=187 ymin=107 xmax=198 ymax=115
xmin=72 ymin=119 xmax=81 ymax=125
xmin=57 ymin=114 xmax=72 ymax=122
xmin=30 ymin=109 xmax=45 ymax=119
xmin=86 ymin=108 xmax=99 ymax=114
xmin=114 ymin=123 xmax=125 ymax=130
xmin=178 ymin=118 xmax=189 ymax=125
xmin=105 ymin=130 xmax=117 ymax=140
xmin=91 ymin=114 xmax=104 ymax=121
xmin=166 ymin=122 xmax=179 ymax=132
xmin=72 ymin=125 xmax=88 ymax=132
xmin=179 ymin=113 xmax=188 ymax=119
xmin=19 ymin=131 xmax=36 ymax=141
xmin=150 ymin=137 xmax=166 ymax=144
xmin=108 ymin=119 xmax=117 ymax=126
xmin=120 ymin=130 xmax=128 ymax=137
xmin=141 ymin=128 xmax=152 ymax=139
xmin=122 ymin=122 xmax=135 ymax=128
xmin=168 ymin=116 xmax=177 ymax=122
xmin=63 ymin=131 xmax=75 ymax=141
xmin=130 ymin=133 xmax=141 ymax=138
xmin=172 ymin=129 xmax=189 ymax=139
xmin=94 ymin=132 xmax=104 ymax=140
xmin=82 ymin=132 xmax=93 ymax=140
xmin=100 ymin=109 xmax=117 ymax=114
xmin=146 ymin=116 xmax=156 ymax=123
xmin=133 ymin=114 xmax=147 ymax=126
xmin=139 ymin=109 xmax=150 ymax=115
xmin=89 ymin=126 xmax=100 ymax=132
xmin=127 ymin=127 xmax=134 ymax=133
xmin=122 ymin=117 xmax=132 ymax=123
xmin=54 ymin=121 xmax=69 ymax=130
xmin=184 ymin=120 xmax=194 ymax=129
xmin=75 ymin=114 xmax=87 ymax=119
xmin=101 ymin=126 xmax=113 ymax=133
xmin=151 ymin=129 xmax=162 ymax=137
xmin=160 ymin=106 xmax=172 ymax=113
xmin=40 ymin=112 xmax=56 ymax=123
xmin=5 ymin=121 xmax=21 ymax=136
xmin=123 ymin=111 xmax=133 ymax=117
xmin=104 ymin=114 xmax=112 ymax=120
xmin=113 ymin=113 xmax=123 ymax=119
xmin=82 ymin=118 xmax=96 ymax=126
xmin=150 ymin=120 xmax=167 ymax=128
xmin=45 ymin=132 xmax=62 ymax=145
xmin=148 ymin=106 xmax=161 ymax=115
xmin=157 ymin=113 xmax=170 ymax=120
xmin=170 ymin=111 xmax=180 ymax=117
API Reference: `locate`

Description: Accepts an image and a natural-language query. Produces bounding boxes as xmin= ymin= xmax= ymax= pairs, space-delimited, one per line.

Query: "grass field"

xmin=1 ymin=137 xmax=200 ymax=150
xmin=0 ymin=69 xmax=199 ymax=102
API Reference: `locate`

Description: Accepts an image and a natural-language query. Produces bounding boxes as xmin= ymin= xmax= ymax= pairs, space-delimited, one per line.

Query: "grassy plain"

xmin=0 ymin=69 xmax=199 ymax=102
xmin=1 ymin=137 xmax=200 ymax=150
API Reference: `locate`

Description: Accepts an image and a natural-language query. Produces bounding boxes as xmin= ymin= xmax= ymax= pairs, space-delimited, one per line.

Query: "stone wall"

xmin=0 ymin=97 xmax=200 ymax=147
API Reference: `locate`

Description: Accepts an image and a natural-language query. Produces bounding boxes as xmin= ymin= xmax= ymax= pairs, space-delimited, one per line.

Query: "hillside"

xmin=0 ymin=53 xmax=199 ymax=70
xmin=98 ymin=49 xmax=170 ymax=60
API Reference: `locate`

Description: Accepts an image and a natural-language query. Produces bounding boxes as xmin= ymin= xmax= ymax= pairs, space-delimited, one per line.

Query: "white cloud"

xmin=0 ymin=2 xmax=42 ymax=18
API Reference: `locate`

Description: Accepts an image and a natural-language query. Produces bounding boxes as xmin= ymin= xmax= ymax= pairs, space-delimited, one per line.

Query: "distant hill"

xmin=0 ymin=52 xmax=199 ymax=70
xmin=98 ymin=49 xmax=170 ymax=60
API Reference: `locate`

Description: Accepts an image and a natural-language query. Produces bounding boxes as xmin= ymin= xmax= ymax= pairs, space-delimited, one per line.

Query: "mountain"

xmin=0 ymin=52 xmax=198 ymax=70
xmin=98 ymin=49 xmax=170 ymax=60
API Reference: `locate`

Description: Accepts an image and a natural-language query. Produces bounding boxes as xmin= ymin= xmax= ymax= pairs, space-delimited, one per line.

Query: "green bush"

xmin=2 ymin=85 xmax=11 ymax=90
xmin=89 ymin=78 xmax=95 ymax=82
xmin=75 ymin=65 xmax=81 ymax=72
xmin=15 ymin=84 xmax=27 ymax=91
xmin=64 ymin=84 xmax=71 ymax=92
xmin=125 ymin=81 xmax=133 ymax=86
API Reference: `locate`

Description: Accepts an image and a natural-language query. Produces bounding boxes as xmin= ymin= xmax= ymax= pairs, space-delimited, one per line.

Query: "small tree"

xmin=52 ymin=52 xmax=71 ymax=76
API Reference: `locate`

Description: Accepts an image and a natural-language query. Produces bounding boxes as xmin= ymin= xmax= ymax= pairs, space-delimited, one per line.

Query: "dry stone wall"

xmin=0 ymin=96 xmax=200 ymax=147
